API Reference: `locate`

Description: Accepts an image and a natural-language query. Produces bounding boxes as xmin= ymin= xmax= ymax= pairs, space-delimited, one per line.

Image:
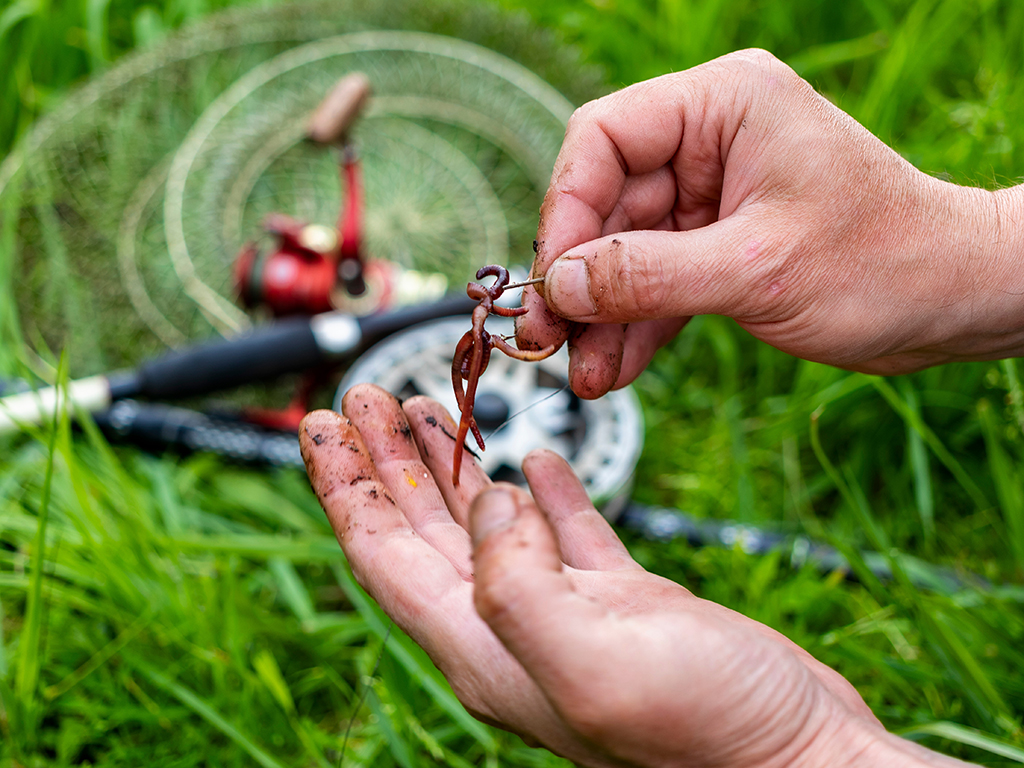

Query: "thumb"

xmin=470 ymin=485 xmax=609 ymax=688
xmin=543 ymin=217 xmax=776 ymax=323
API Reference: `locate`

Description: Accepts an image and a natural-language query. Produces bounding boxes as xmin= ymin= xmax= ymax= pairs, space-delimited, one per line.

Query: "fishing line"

xmin=338 ymin=619 xmax=393 ymax=767
xmin=483 ymin=384 xmax=570 ymax=442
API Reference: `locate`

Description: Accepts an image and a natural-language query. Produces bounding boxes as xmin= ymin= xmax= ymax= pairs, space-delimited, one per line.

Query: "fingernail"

xmin=472 ymin=487 xmax=519 ymax=545
xmin=546 ymin=255 xmax=597 ymax=319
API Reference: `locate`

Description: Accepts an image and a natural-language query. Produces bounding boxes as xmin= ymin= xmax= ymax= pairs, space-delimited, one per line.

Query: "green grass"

xmin=3 ymin=0 xmax=1024 ymax=765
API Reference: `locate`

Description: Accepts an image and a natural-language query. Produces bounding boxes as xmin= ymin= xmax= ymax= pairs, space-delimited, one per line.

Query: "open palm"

xmin=300 ymin=384 xmax=879 ymax=768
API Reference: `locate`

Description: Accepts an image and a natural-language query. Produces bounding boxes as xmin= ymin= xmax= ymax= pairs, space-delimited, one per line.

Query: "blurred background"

xmin=2 ymin=0 xmax=1024 ymax=765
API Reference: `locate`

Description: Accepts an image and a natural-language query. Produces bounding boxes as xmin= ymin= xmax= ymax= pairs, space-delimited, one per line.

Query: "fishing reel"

xmin=339 ymin=308 xmax=645 ymax=519
xmin=233 ymin=73 xmax=398 ymax=318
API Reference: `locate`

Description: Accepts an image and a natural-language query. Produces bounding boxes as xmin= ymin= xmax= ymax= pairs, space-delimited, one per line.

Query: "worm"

xmin=451 ymin=266 xmax=557 ymax=486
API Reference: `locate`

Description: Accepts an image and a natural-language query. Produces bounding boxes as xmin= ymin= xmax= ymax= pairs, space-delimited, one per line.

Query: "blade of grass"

xmin=787 ymin=29 xmax=889 ymax=77
xmin=14 ymin=352 xmax=65 ymax=732
xmin=1001 ymin=359 xmax=1024 ymax=434
xmin=133 ymin=658 xmax=288 ymax=768
xmin=0 ymin=177 xmax=24 ymax=370
xmin=0 ymin=588 xmax=5 ymax=679
xmin=810 ymin=405 xmax=893 ymax=555
xmin=85 ymin=0 xmax=112 ymax=69
xmin=252 ymin=648 xmax=331 ymax=768
xmin=812 ymin=405 xmax=1016 ymax=728
xmin=871 ymin=377 xmax=989 ymax=510
xmin=141 ymin=459 xmax=190 ymax=534
xmin=899 ymin=721 xmax=1024 ymax=763
xmin=899 ymin=378 xmax=935 ymax=551
xmin=168 ymin=533 xmax=342 ymax=560
xmin=364 ymin=687 xmax=416 ymax=768
xmin=43 ymin=608 xmax=153 ymax=701
xmin=0 ymin=675 xmax=21 ymax=756
xmin=924 ymin=610 xmax=1017 ymax=732
xmin=268 ymin=557 xmax=317 ymax=628
xmin=0 ymin=0 xmax=38 ymax=44
xmin=724 ymin=394 xmax=754 ymax=521
xmin=978 ymin=399 xmax=1024 ymax=571
xmin=253 ymin=648 xmax=296 ymax=715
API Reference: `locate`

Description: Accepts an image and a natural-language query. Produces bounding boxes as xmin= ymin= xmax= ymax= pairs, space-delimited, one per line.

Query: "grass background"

xmin=2 ymin=0 xmax=1024 ymax=765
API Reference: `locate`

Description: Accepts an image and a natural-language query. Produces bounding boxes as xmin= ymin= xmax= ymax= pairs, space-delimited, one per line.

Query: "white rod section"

xmin=0 ymin=376 xmax=111 ymax=434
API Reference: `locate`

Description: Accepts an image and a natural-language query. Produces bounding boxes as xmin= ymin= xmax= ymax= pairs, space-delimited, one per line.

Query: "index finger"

xmin=516 ymin=74 xmax=696 ymax=354
xmin=536 ymin=76 xmax=689 ymax=273
xmin=299 ymin=409 xmax=469 ymax=634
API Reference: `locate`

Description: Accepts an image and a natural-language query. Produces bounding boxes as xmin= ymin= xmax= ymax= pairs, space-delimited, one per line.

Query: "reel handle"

xmin=307 ymin=72 xmax=372 ymax=145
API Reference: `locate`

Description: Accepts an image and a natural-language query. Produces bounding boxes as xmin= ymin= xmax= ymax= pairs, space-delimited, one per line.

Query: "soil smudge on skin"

xmin=424 ymin=414 xmax=480 ymax=459
xmin=366 ymin=487 xmax=396 ymax=506
xmin=389 ymin=422 xmax=413 ymax=440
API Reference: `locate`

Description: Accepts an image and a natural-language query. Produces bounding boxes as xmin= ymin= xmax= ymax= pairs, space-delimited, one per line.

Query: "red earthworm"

xmin=451 ymin=266 xmax=557 ymax=486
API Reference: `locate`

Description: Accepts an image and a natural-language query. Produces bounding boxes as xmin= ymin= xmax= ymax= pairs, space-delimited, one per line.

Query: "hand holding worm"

xmin=517 ymin=49 xmax=1024 ymax=398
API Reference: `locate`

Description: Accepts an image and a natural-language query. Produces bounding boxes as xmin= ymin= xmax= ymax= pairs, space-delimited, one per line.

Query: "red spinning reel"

xmin=231 ymin=73 xmax=393 ymax=430
xmin=233 ymin=73 xmax=391 ymax=319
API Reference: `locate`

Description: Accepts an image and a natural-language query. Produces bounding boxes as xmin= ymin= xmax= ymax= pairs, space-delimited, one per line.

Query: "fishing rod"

xmin=45 ymin=380 xmax=981 ymax=598
xmin=0 ymin=295 xmax=474 ymax=435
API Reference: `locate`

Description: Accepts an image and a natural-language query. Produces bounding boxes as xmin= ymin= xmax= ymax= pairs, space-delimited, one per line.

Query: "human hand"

xmin=516 ymin=49 xmax=1024 ymax=398
xmin=300 ymin=384 xmax=968 ymax=767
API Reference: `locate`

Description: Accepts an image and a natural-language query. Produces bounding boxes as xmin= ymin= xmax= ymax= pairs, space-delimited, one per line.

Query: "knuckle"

xmin=729 ymin=47 xmax=782 ymax=69
xmin=634 ymin=253 xmax=673 ymax=316
xmin=718 ymin=48 xmax=801 ymax=91
xmin=566 ymin=102 xmax=593 ymax=134
xmin=598 ymin=239 xmax=670 ymax=318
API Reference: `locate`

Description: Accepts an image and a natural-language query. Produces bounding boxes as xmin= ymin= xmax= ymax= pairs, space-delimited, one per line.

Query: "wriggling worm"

xmin=450 ymin=265 xmax=557 ymax=486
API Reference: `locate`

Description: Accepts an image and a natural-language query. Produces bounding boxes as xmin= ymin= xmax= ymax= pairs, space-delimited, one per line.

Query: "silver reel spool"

xmin=337 ymin=314 xmax=644 ymax=519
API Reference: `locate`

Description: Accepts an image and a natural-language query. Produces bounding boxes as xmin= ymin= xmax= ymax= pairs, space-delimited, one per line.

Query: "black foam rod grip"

xmin=135 ymin=316 xmax=326 ymax=400
xmin=356 ymin=294 xmax=476 ymax=345
xmin=127 ymin=297 xmax=473 ymax=403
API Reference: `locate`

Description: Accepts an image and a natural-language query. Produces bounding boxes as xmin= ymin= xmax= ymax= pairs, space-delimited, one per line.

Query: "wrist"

xmin=910 ymin=176 xmax=1024 ymax=362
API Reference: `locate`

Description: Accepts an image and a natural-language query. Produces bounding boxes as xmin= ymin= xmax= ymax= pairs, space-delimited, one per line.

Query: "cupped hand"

xmin=517 ymin=49 xmax=1022 ymax=398
xmin=300 ymin=383 xmax=888 ymax=768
